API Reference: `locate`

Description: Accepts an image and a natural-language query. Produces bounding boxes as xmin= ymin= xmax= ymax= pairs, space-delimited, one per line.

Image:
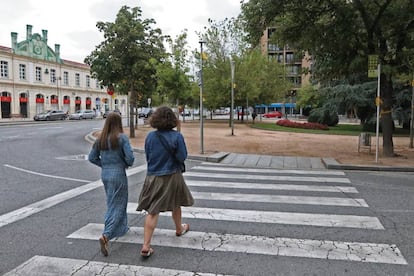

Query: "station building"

xmin=0 ymin=24 xmax=127 ymax=119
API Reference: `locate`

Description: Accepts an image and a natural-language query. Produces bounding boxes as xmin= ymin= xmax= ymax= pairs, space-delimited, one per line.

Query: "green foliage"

xmin=240 ymin=0 xmax=414 ymax=155
xmin=296 ymin=84 xmax=321 ymax=109
xmin=84 ymin=5 xmax=165 ymax=136
xmin=155 ymin=31 xmax=191 ymax=107
xmin=85 ymin=5 xmax=165 ymax=104
xmin=307 ymin=102 xmax=339 ymax=126
xmin=197 ymin=18 xmax=289 ymax=113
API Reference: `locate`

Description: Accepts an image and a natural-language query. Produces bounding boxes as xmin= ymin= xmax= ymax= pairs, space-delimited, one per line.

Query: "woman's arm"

xmin=121 ymin=134 xmax=135 ymax=167
xmin=88 ymin=142 xmax=102 ymax=167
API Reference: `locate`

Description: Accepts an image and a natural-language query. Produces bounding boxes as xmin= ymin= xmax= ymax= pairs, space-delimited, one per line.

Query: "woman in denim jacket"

xmin=137 ymin=106 xmax=194 ymax=257
xmin=88 ymin=112 xmax=135 ymax=256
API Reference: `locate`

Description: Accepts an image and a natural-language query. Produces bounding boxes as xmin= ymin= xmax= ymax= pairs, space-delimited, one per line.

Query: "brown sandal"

xmin=140 ymin=247 xmax=154 ymax=258
xmin=176 ymin=223 xmax=190 ymax=237
xmin=99 ymin=235 xmax=109 ymax=257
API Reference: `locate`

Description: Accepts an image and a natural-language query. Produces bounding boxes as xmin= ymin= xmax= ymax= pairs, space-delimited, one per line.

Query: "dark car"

xmin=262 ymin=111 xmax=283 ymax=118
xmin=103 ymin=109 xmax=121 ymax=118
xmin=33 ymin=110 xmax=67 ymax=121
xmin=138 ymin=108 xmax=153 ymax=118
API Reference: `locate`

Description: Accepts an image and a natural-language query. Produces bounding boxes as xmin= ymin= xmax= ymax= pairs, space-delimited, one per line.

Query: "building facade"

xmin=258 ymin=27 xmax=312 ymax=115
xmin=0 ymin=25 xmax=127 ymax=119
xmin=260 ymin=27 xmax=312 ymax=92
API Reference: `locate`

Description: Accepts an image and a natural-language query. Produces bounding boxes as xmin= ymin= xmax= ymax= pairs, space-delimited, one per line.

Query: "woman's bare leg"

xmin=172 ymin=207 xmax=182 ymax=232
xmin=142 ymin=213 xmax=159 ymax=251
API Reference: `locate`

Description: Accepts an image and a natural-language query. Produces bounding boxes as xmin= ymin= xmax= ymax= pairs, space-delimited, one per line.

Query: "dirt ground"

xmin=127 ymin=120 xmax=414 ymax=167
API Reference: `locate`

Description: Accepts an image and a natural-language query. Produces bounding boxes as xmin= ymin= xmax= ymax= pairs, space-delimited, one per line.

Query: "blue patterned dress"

xmin=88 ymin=134 xmax=135 ymax=239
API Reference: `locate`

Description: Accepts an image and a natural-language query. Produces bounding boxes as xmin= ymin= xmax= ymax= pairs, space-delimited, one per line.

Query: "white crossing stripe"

xmin=187 ymin=180 xmax=359 ymax=193
xmin=67 ymin=224 xmax=407 ymax=265
xmin=184 ymin=171 xmax=351 ymax=183
xmin=3 ymin=255 xmax=231 ymax=276
xmin=194 ymin=165 xmax=346 ymax=175
xmin=189 ymin=191 xmax=368 ymax=207
xmin=128 ymin=204 xmax=383 ymax=229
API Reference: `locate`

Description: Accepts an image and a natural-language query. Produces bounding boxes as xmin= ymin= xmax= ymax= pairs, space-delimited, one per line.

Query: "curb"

xmin=322 ymin=157 xmax=414 ymax=172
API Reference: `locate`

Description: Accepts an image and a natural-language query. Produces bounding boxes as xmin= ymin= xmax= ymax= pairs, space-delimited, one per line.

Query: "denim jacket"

xmin=88 ymin=133 xmax=135 ymax=169
xmin=145 ymin=130 xmax=187 ymax=176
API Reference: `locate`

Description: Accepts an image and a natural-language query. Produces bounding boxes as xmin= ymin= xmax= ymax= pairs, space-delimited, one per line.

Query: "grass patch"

xmin=252 ymin=121 xmax=411 ymax=136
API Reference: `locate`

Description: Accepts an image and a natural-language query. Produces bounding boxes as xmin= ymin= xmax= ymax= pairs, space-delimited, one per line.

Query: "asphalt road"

xmin=0 ymin=119 xmax=413 ymax=275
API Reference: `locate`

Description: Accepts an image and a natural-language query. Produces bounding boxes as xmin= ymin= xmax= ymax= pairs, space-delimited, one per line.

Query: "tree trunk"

xmin=129 ymin=89 xmax=136 ymax=138
xmin=380 ymin=73 xmax=394 ymax=157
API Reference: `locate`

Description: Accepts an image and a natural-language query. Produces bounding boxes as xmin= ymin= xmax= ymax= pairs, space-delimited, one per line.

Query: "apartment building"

xmin=260 ymin=27 xmax=312 ymax=93
xmin=0 ymin=24 xmax=127 ymax=119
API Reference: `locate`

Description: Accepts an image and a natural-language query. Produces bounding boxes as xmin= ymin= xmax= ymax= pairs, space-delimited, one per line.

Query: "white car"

xmin=68 ymin=110 xmax=96 ymax=120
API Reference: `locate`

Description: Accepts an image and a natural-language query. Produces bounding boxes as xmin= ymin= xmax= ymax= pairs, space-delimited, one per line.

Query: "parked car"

xmin=138 ymin=108 xmax=153 ymax=118
xmin=237 ymin=110 xmax=250 ymax=116
xmin=68 ymin=110 xmax=96 ymax=120
xmin=103 ymin=109 xmax=121 ymax=118
xmin=33 ymin=110 xmax=67 ymax=121
xmin=262 ymin=111 xmax=283 ymax=118
xmin=180 ymin=109 xmax=191 ymax=117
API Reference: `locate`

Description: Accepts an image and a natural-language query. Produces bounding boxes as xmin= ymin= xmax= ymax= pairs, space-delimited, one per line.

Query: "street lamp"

xmin=199 ymin=40 xmax=206 ymax=154
xmin=410 ymin=75 xmax=414 ymax=148
xmin=230 ymin=59 xmax=235 ymax=136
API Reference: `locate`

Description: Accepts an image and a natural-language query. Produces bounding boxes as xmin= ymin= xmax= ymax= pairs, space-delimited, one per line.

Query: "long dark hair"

xmin=97 ymin=112 xmax=123 ymax=150
xmin=149 ymin=106 xmax=178 ymax=130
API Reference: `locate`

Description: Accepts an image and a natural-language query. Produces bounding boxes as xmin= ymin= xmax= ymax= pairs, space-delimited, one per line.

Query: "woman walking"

xmin=88 ymin=112 xmax=135 ymax=256
xmin=137 ymin=106 xmax=194 ymax=258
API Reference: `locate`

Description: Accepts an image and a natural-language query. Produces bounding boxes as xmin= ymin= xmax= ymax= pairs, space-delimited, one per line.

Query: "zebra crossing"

xmin=4 ymin=163 xmax=408 ymax=275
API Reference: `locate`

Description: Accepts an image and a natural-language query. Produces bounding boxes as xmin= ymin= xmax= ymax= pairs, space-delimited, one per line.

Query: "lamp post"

xmin=230 ymin=59 xmax=235 ymax=136
xmin=410 ymin=75 xmax=414 ymax=148
xmin=199 ymin=40 xmax=205 ymax=154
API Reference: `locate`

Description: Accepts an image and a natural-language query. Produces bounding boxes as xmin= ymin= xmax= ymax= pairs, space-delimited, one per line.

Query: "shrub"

xmin=276 ymin=119 xmax=329 ymax=130
xmin=307 ymin=105 xmax=339 ymax=126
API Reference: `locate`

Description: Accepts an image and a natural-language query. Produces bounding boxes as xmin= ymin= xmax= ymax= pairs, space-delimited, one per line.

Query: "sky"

xmin=0 ymin=0 xmax=242 ymax=63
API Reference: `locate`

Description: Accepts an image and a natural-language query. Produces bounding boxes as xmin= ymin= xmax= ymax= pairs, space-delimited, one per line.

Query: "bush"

xmin=276 ymin=119 xmax=329 ymax=130
xmin=307 ymin=106 xmax=339 ymax=126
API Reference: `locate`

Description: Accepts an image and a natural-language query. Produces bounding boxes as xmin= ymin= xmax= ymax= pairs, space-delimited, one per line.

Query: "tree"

xmin=155 ymin=31 xmax=192 ymax=108
xmin=85 ymin=6 xmax=165 ymax=137
xmin=241 ymin=0 xmax=414 ymax=156
xmin=198 ymin=18 xmax=289 ymax=120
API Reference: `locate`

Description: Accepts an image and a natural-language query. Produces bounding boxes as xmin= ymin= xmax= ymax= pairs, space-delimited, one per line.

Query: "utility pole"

xmin=230 ymin=59 xmax=235 ymax=135
xmin=410 ymin=76 xmax=414 ymax=148
xmin=199 ymin=40 xmax=205 ymax=154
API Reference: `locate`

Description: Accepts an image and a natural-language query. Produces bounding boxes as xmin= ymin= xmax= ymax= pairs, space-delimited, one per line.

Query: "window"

xmin=50 ymin=69 xmax=56 ymax=83
xmin=63 ymin=71 xmax=69 ymax=85
xmin=75 ymin=73 xmax=80 ymax=86
xmin=0 ymin=60 xmax=8 ymax=78
xmin=95 ymin=79 xmax=100 ymax=88
xmin=19 ymin=64 xmax=26 ymax=80
xmin=35 ymin=66 xmax=42 ymax=81
xmin=86 ymin=75 xmax=90 ymax=87
xmin=285 ymin=53 xmax=294 ymax=63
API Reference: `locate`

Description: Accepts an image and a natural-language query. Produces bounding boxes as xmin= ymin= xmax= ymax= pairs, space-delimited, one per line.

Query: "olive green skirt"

xmin=137 ymin=171 xmax=194 ymax=215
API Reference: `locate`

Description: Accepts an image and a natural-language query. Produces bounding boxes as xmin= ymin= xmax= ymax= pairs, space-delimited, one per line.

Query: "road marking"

xmin=0 ymin=165 xmax=147 ymax=229
xmin=189 ymin=191 xmax=368 ymax=207
xmin=68 ymin=224 xmax=406 ymax=265
xmin=194 ymin=165 xmax=346 ymax=175
xmin=128 ymin=205 xmax=383 ymax=229
xmin=184 ymin=171 xmax=351 ymax=183
xmin=3 ymin=255 xmax=229 ymax=276
xmin=187 ymin=180 xmax=358 ymax=193
xmin=4 ymin=164 xmax=91 ymax=183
